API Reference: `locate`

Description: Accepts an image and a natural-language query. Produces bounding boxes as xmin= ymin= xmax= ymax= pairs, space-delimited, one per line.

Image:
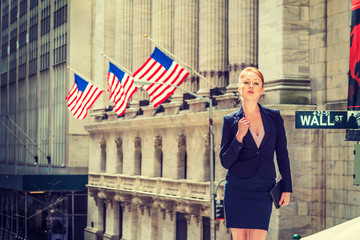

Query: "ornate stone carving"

xmin=134 ymin=137 xmax=141 ymax=150
xmin=99 ymin=138 xmax=106 ymax=153
xmin=155 ymin=200 xmax=175 ymax=220
xmin=204 ymin=134 xmax=210 ymax=148
xmin=215 ymin=221 xmax=220 ymax=231
xmin=184 ymin=214 xmax=192 ymax=225
xmin=115 ymin=193 xmax=133 ymax=212
xmin=89 ymin=189 xmax=99 ymax=206
xmin=115 ymin=137 xmax=122 ymax=149
xmin=133 ymin=196 xmax=153 ymax=216
xmin=178 ymin=134 xmax=186 ymax=148
xmin=154 ymin=136 xmax=162 ymax=149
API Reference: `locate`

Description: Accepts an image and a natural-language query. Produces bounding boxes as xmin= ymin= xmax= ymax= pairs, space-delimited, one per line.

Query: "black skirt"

xmin=224 ymin=171 xmax=276 ymax=230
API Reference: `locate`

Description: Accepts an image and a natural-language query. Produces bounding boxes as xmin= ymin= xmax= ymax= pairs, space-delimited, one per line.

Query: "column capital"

xmin=89 ymin=189 xmax=100 ymax=206
xmin=133 ymin=196 xmax=154 ymax=216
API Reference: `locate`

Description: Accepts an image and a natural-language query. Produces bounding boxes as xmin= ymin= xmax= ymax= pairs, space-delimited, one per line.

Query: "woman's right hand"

xmin=236 ymin=117 xmax=250 ymax=143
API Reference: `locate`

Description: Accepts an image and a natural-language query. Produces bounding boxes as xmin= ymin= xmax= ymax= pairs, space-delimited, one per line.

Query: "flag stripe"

xmin=107 ymin=63 xmax=137 ymax=116
xmin=132 ymin=48 xmax=189 ymax=108
xmin=65 ymin=74 xmax=103 ymax=120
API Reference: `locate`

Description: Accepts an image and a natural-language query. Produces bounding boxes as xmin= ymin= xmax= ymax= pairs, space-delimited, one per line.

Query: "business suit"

xmin=220 ymin=103 xmax=293 ymax=230
xmin=220 ymin=103 xmax=292 ymax=192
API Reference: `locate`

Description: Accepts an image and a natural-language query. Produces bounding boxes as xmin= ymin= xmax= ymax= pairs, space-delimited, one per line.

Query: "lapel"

xmin=236 ymin=104 xmax=270 ymax=149
xmin=258 ymin=104 xmax=271 ymax=149
xmin=236 ymin=106 xmax=258 ymax=149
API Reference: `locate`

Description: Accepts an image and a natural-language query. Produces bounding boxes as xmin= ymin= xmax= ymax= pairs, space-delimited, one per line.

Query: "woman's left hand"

xmin=279 ymin=192 xmax=291 ymax=207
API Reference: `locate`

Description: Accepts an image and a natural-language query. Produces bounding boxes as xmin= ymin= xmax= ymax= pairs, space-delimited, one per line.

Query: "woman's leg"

xmin=230 ymin=228 xmax=249 ymax=240
xmin=249 ymin=229 xmax=267 ymax=240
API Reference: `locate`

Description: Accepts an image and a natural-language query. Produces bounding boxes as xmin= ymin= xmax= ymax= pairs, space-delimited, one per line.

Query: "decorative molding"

xmin=99 ymin=138 xmax=106 ymax=153
xmin=203 ymin=134 xmax=210 ymax=148
xmin=215 ymin=221 xmax=220 ymax=231
xmin=89 ymin=189 xmax=100 ymax=206
xmin=154 ymin=136 xmax=162 ymax=148
xmin=134 ymin=137 xmax=141 ymax=150
xmin=184 ymin=214 xmax=192 ymax=225
xmin=178 ymin=134 xmax=186 ymax=148
xmin=133 ymin=196 xmax=154 ymax=216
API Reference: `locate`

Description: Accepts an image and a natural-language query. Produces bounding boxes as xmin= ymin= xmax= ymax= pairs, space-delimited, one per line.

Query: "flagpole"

xmin=100 ymin=52 xmax=134 ymax=76
xmin=144 ymin=34 xmax=217 ymax=88
xmin=134 ymin=79 xmax=217 ymax=240
xmin=67 ymin=66 xmax=106 ymax=91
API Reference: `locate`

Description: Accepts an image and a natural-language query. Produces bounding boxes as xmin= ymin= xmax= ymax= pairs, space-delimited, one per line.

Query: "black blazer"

xmin=220 ymin=104 xmax=293 ymax=192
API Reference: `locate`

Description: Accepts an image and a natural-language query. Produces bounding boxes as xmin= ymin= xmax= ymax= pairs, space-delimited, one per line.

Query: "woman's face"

xmin=238 ymin=71 xmax=264 ymax=101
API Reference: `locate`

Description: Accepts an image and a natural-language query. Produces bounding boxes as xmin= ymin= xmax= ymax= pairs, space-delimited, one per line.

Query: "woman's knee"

xmin=230 ymin=228 xmax=249 ymax=240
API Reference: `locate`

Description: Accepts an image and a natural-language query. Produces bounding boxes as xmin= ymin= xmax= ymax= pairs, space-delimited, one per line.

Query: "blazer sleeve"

xmin=275 ymin=110 xmax=293 ymax=192
xmin=220 ymin=116 xmax=244 ymax=169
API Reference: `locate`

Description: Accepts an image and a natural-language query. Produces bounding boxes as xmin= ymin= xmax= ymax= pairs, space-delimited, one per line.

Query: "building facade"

xmin=84 ymin=0 xmax=360 ymax=240
xmin=0 ymin=0 xmax=93 ymax=239
xmin=1 ymin=0 xmax=359 ymax=240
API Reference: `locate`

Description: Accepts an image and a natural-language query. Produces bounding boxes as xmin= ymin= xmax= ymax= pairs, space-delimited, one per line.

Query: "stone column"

xmin=129 ymin=0 xmax=152 ymax=114
xmin=215 ymin=221 xmax=232 ymax=240
xmin=103 ymin=199 xmax=120 ymax=240
xmin=92 ymin=0 xmax=106 ymax=111
xmin=159 ymin=209 xmax=176 ymax=240
xmin=186 ymin=214 xmax=203 ymax=239
xmin=115 ymin=0 xmax=133 ymax=70
xmin=151 ymin=0 xmax=180 ymax=114
xmin=122 ymin=133 xmax=135 ymax=175
xmin=258 ymin=0 xmax=311 ymax=104
xmin=134 ymin=197 xmax=154 ymax=239
xmin=106 ymin=133 xmax=117 ymax=174
xmin=172 ymin=0 xmax=199 ymax=103
xmin=187 ymin=127 xmax=207 ymax=181
xmin=84 ymin=192 xmax=100 ymax=240
xmin=227 ymin=0 xmax=258 ymax=94
xmin=141 ymin=133 xmax=155 ymax=177
xmin=162 ymin=129 xmax=179 ymax=179
xmin=198 ymin=0 xmax=228 ymax=97
xmin=115 ymin=194 xmax=133 ymax=240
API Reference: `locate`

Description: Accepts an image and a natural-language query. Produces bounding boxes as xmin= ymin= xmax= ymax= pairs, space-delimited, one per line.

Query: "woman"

xmin=220 ymin=67 xmax=292 ymax=240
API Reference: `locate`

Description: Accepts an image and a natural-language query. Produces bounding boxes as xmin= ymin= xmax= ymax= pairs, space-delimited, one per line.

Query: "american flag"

xmin=133 ymin=47 xmax=189 ymax=108
xmin=65 ymin=74 xmax=103 ymax=119
xmin=107 ymin=62 xmax=137 ymax=116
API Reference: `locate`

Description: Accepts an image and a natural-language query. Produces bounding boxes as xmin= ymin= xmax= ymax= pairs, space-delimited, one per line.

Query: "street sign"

xmin=295 ymin=111 xmax=360 ymax=129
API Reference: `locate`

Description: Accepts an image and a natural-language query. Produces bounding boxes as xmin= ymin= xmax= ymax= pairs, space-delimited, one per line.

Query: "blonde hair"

xmin=238 ymin=67 xmax=264 ymax=87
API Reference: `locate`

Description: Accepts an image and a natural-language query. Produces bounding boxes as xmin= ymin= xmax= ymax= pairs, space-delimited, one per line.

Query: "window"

xmin=19 ymin=0 xmax=26 ymax=16
xmin=115 ymin=138 xmax=123 ymax=174
xmin=100 ymin=138 xmax=106 ymax=172
xmin=176 ymin=212 xmax=187 ymax=240
xmin=28 ymin=4 xmax=38 ymax=75
xmin=10 ymin=0 xmax=17 ymax=23
xmin=134 ymin=137 xmax=142 ymax=175
xmin=177 ymin=135 xmax=187 ymax=179
xmin=53 ymin=0 xmax=67 ymax=64
xmin=154 ymin=136 xmax=163 ymax=177
xmin=40 ymin=0 xmax=50 ymax=70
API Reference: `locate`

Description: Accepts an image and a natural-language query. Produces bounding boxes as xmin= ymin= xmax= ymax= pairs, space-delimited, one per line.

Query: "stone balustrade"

xmin=87 ymin=173 xmax=225 ymax=206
